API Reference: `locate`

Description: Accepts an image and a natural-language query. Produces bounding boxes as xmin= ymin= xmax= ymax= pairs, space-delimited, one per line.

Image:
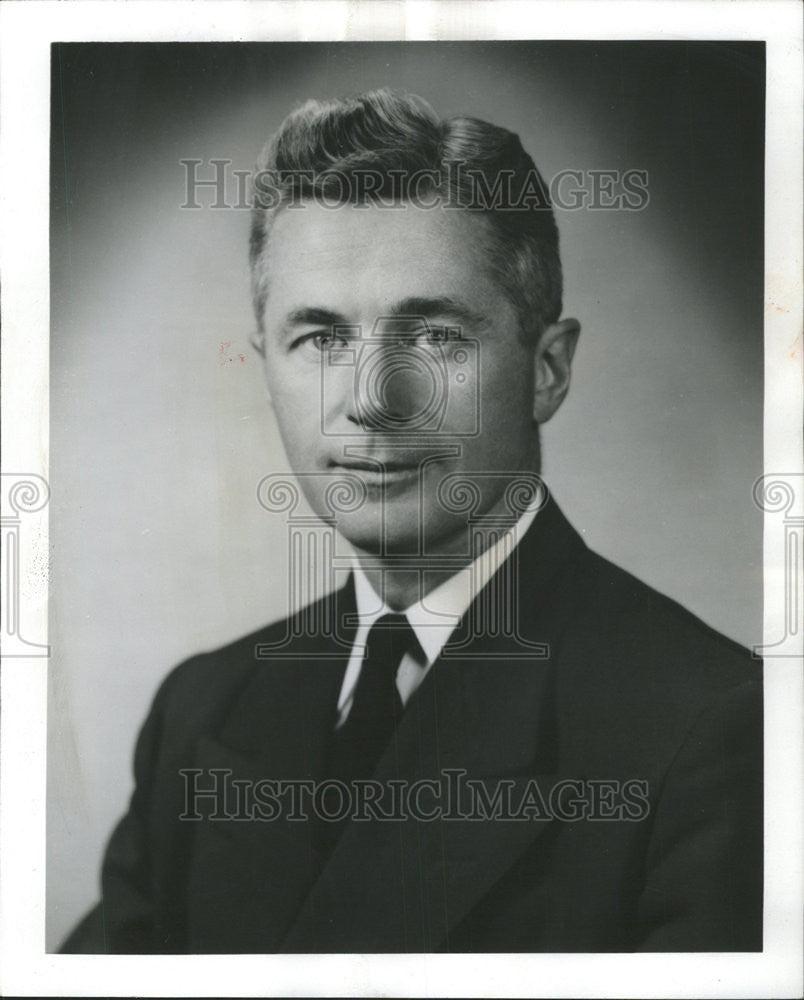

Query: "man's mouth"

xmin=329 ymin=458 xmax=424 ymax=488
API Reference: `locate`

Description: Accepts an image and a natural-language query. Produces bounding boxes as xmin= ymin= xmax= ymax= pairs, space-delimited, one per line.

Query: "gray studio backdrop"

xmin=48 ymin=41 xmax=765 ymax=949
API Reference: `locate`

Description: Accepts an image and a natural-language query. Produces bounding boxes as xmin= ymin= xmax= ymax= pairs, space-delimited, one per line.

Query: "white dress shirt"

xmin=335 ymin=502 xmax=540 ymax=728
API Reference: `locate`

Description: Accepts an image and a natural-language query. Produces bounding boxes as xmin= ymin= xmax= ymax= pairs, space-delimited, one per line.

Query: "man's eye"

xmin=296 ymin=331 xmax=349 ymax=351
xmin=413 ymin=325 xmax=448 ymax=343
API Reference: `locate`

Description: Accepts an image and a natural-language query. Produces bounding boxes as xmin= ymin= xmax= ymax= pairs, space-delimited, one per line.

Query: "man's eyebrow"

xmin=389 ymin=296 xmax=490 ymax=328
xmin=279 ymin=298 xmax=490 ymax=334
xmin=281 ymin=307 xmax=349 ymax=330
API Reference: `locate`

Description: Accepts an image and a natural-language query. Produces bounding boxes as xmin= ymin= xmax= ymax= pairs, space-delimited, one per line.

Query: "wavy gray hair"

xmin=249 ymin=89 xmax=563 ymax=341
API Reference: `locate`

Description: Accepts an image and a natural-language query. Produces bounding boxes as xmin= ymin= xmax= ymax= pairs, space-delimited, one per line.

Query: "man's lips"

xmin=328 ymin=458 xmax=426 ymax=487
xmin=330 ymin=458 xmax=420 ymax=472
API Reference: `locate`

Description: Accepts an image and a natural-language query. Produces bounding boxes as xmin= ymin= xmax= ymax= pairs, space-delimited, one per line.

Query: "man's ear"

xmin=249 ymin=329 xmax=266 ymax=358
xmin=249 ymin=329 xmax=273 ymax=402
xmin=532 ymin=318 xmax=581 ymax=424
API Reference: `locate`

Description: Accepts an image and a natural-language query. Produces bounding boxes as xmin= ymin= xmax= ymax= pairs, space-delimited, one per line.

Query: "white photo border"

xmin=1 ymin=1 xmax=801 ymax=997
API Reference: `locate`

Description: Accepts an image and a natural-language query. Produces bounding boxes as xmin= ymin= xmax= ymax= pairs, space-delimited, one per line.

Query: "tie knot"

xmin=364 ymin=612 xmax=418 ymax=666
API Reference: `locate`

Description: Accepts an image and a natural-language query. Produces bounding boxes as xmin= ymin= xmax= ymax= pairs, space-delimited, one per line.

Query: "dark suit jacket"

xmin=62 ymin=497 xmax=762 ymax=953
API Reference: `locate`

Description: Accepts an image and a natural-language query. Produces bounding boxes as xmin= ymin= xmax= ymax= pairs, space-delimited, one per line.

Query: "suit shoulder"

xmin=150 ymin=612 xmax=300 ymax=738
xmin=552 ymin=547 xmax=761 ymax=773
xmin=575 ymin=547 xmax=759 ymax=691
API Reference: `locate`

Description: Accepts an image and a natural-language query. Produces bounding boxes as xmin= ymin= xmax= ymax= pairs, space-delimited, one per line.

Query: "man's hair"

xmin=249 ymin=89 xmax=562 ymax=340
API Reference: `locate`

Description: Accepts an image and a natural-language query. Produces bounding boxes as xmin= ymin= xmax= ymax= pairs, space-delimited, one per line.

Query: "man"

xmin=62 ymin=89 xmax=762 ymax=953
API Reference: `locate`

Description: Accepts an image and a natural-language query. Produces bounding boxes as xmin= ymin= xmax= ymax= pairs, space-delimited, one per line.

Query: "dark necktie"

xmin=313 ymin=613 xmax=417 ymax=859
xmin=328 ymin=612 xmax=416 ymax=785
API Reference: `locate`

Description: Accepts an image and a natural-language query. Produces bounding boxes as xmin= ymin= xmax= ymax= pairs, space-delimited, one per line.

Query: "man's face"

xmin=257 ymin=201 xmax=540 ymax=555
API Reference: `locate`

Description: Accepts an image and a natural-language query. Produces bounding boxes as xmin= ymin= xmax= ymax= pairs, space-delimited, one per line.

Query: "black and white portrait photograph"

xmin=1 ymin=2 xmax=802 ymax=998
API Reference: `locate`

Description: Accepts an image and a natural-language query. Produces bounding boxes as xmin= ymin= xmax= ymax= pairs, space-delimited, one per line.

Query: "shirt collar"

xmin=351 ymin=501 xmax=540 ymax=667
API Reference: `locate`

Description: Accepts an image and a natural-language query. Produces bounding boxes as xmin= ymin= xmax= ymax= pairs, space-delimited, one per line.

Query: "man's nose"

xmin=350 ymin=342 xmax=439 ymax=430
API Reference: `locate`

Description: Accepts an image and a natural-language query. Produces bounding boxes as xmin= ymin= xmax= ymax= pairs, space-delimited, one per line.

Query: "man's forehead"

xmin=267 ymin=200 xmax=489 ymax=269
xmin=262 ymin=200 xmax=503 ymax=314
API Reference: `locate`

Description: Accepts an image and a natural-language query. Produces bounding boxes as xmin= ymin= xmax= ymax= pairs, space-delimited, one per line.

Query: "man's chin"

xmin=335 ymin=516 xmax=422 ymax=557
xmin=334 ymin=505 xmax=470 ymax=560
xmin=304 ymin=475 xmax=471 ymax=556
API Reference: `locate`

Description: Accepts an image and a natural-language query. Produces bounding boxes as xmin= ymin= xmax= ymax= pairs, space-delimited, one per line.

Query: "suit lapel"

xmin=185 ymin=584 xmax=357 ymax=952
xmin=279 ymin=649 xmax=561 ymax=953
xmin=281 ymin=496 xmax=590 ymax=952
